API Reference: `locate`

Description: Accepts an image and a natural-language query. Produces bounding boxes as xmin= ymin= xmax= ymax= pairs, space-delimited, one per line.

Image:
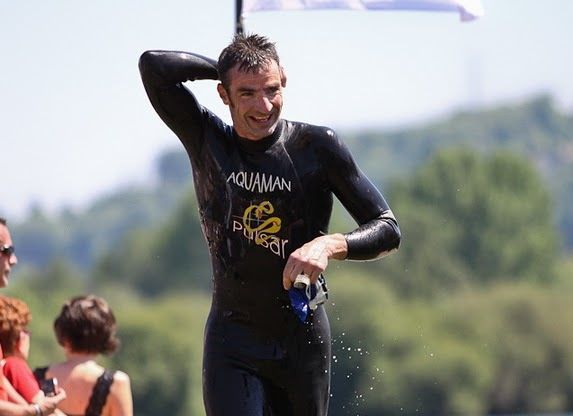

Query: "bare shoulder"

xmin=107 ymin=370 xmax=133 ymax=416
xmin=112 ymin=370 xmax=131 ymax=388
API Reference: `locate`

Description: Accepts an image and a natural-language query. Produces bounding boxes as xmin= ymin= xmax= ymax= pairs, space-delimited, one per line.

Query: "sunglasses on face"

xmin=0 ymin=245 xmax=15 ymax=257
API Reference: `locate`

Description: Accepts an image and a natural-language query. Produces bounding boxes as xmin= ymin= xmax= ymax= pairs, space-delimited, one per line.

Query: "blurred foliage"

xmin=94 ymin=187 xmax=211 ymax=296
xmin=11 ymin=149 xmax=192 ymax=270
xmin=326 ymin=271 xmax=573 ymax=416
xmin=344 ymin=94 xmax=573 ymax=252
xmin=344 ymin=95 xmax=573 ymax=186
xmin=554 ymin=163 xmax=573 ymax=249
xmin=3 ymin=95 xmax=573 ymax=415
xmin=380 ymin=148 xmax=559 ymax=297
xmin=6 ymin=258 xmax=573 ymax=415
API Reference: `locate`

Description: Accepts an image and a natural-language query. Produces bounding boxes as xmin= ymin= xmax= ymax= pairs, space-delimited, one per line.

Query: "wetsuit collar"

xmin=234 ymin=119 xmax=284 ymax=152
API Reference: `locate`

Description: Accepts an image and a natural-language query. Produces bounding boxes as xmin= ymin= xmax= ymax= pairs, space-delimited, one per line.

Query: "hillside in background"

xmin=345 ymin=94 xmax=573 ymax=184
xmin=344 ymin=94 xmax=573 ymax=249
xmin=7 ymin=94 xmax=573 ymax=271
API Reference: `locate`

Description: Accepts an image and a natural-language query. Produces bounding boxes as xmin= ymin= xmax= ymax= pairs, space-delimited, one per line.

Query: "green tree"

xmin=326 ymin=271 xmax=492 ymax=416
xmin=443 ymin=284 xmax=573 ymax=414
xmin=95 ymin=187 xmax=211 ymax=296
xmin=113 ymin=294 xmax=210 ymax=416
xmin=555 ymin=163 xmax=573 ymax=249
xmin=383 ymin=148 xmax=559 ymax=296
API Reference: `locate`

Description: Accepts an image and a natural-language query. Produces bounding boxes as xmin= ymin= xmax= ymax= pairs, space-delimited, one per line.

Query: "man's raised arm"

xmin=138 ymin=51 xmax=219 ymax=144
xmin=138 ymin=51 xmax=218 ymax=87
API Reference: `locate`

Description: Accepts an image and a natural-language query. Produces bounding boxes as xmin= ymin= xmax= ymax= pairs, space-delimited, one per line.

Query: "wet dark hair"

xmin=218 ymin=33 xmax=280 ymax=89
xmin=54 ymin=295 xmax=120 ymax=355
xmin=0 ymin=218 xmax=6 ymax=226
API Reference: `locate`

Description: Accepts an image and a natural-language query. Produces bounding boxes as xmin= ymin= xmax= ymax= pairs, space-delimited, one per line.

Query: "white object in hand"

xmin=294 ymin=274 xmax=311 ymax=289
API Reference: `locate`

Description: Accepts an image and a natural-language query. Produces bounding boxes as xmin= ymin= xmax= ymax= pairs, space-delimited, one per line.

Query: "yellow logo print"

xmin=232 ymin=201 xmax=289 ymax=258
xmin=242 ymin=201 xmax=282 ymax=245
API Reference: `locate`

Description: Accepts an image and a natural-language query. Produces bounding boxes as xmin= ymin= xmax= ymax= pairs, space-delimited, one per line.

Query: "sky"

xmin=1 ymin=0 xmax=572 ymax=221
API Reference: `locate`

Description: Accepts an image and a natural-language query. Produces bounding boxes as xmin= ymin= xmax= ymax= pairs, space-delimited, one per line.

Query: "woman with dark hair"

xmin=35 ymin=295 xmax=133 ymax=416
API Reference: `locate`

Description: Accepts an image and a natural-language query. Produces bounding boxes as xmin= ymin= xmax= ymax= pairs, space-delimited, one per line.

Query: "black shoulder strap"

xmin=85 ymin=369 xmax=116 ymax=416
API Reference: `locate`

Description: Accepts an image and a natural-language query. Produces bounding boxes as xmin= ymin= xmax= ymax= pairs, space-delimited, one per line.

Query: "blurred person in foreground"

xmin=34 ymin=295 xmax=132 ymax=416
xmin=0 ymin=296 xmax=44 ymax=404
xmin=0 ymin=217 xmax=66 ymax=416
xmin=139 ymin=33 xmax=400 ymax=415
xmin=0 ymin=217 xmax=18 ymax=289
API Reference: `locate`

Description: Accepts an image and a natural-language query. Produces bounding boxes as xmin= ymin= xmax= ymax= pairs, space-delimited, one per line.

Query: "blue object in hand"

xmin=288 ymin=275 xmax=328 ymax=322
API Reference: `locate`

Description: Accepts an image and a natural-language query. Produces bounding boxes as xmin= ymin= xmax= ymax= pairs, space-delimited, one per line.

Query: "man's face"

xmin=217 ymin=60 xmax=284 ymax=141
xmin=0 ymin=224 xmax=17 ymax=288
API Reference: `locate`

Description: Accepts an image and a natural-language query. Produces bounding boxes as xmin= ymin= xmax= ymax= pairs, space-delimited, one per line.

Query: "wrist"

xmin=323 ymin=233 xmax=348 ymax=260
xmin=30 ymin=403 xmax=43 ymax=416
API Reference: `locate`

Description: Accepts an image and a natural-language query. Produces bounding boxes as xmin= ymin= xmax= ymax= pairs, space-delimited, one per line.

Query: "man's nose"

xmin=10 ymin=253 xmax=17 ymax=266
xmin=256 ymin=95 xmax=273 ymax=112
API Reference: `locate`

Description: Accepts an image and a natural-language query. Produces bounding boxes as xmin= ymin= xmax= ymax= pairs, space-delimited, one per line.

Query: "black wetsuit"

xmin=139 ymin=51 xmax=400 ymax=416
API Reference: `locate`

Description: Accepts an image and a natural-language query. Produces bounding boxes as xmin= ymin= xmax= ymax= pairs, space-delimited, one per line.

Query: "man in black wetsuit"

xmin=139 ymin=34 xmax=400 ymax=416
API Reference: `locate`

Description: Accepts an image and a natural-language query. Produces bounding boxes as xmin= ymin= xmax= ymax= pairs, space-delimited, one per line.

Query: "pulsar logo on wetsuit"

xmin=232 ymin=201 xmax=289 ymax=259
xmin=226 ymin=171 xmax=292 ymax=193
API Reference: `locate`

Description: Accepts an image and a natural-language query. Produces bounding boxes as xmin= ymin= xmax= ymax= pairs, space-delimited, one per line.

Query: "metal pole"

xmin=235 ymin=0 xmax=244 ymax=35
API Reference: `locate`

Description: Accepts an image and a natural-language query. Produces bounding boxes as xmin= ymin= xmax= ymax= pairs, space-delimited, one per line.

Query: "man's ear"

xmin=280 ymin=66 xmax=287 ymax=88
xmin=217 ymin=83 xmax=230 ymax=105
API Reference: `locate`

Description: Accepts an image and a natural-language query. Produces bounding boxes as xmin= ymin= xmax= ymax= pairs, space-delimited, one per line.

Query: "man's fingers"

xmin=282 ymin=264 xmax=300 ymax=290
xmin=283 ymin=274 xmax=293 ymax=290
xmin=282 ymin=256 xmax=297 ymax=289
xmin=283 ymin=248 xmax=306 ymax=289
xmin=282 ymin=242 xmax=328 ymax=290
xmin=308 ymin=268 xmax=321 ymax=285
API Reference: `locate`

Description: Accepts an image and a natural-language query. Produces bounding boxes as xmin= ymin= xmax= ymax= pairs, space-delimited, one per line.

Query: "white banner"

xmin=242 ymin=0 xmax=484 ymax=21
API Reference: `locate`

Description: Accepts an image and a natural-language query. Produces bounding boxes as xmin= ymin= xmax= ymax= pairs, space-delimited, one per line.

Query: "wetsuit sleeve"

xmin=323 ymin=130 xmax=401 ymax=260
xmin=138 ymin=50 xmax=219 ymax=150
